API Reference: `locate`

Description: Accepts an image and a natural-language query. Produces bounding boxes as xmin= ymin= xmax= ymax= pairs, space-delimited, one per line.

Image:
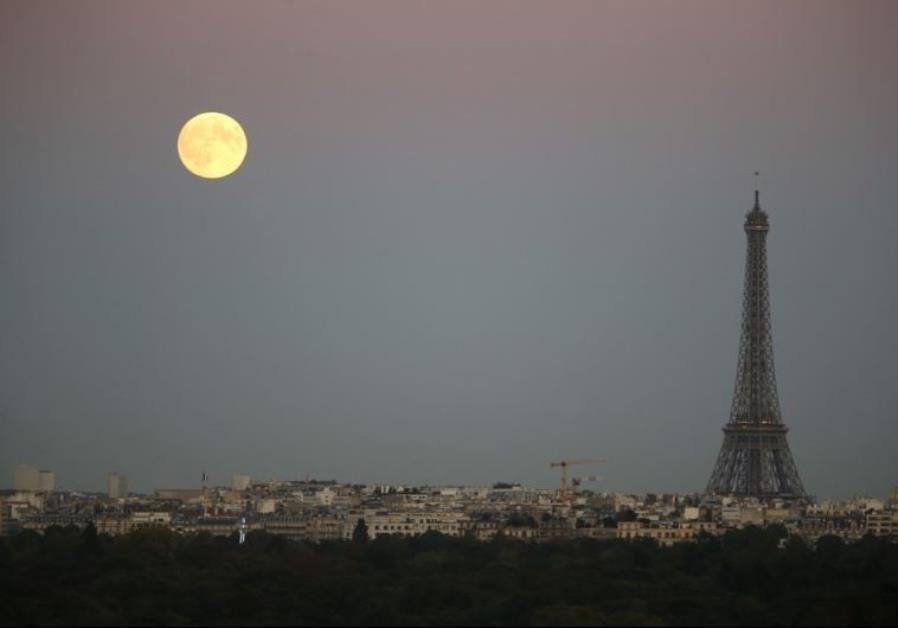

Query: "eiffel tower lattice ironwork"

xmin=706 ymin=188 xmax=806 ymax=499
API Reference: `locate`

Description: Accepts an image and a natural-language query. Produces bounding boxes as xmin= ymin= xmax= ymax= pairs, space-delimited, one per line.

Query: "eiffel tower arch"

xmin=706 ymin=189 xmax=806 ymax=499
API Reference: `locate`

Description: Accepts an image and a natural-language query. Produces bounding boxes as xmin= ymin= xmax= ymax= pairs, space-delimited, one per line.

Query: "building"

xmin=793 ymin=515 xmax=865 ymax=543
xmin=232 ymin=475 xmax=251 ymax=491
xmin=38 ymin=470 xmax=55 ymax=492
xmin=721 ymin=504 xmax=765 ymax=527
xmin=13 ymin=465 xmax=55 ymax=493
xmin=362 ymin=511 xmax=468 ymax=540
xmin=0 ymin=494 xmax=42 ymax=535
xmin=706 ymin=189 xmax=806 ymax=500
xmin=458 ymin=519 xmax=506 ymax=541
xmin=263 ymin=516 xmax=316 ymax=541
xmin=96 ymin=514 xmax=132 ymax=536
xmin=264 ymin=516 xmax=344 ymax=542
xmin=618 ymin=521 xmax=720 ymax=546
xmin=107 ymin=473 xmax=128 ymax=499
xmin=192 ymin=516 xmax=242 ymax=537
xmin=130 ymin=511 xmax=172 ymax=530
xmin=14 ymin=464 xmax=41 ymax=492
xmin=94 ymin=512 xmax=174 ymax=536
xmin=865 ymin=511 xmax=898 ymax=538
xmin=21 ymin=514 xmax=92 ymax=533
xmin=0 ymin=497 xmax=8 ymax=535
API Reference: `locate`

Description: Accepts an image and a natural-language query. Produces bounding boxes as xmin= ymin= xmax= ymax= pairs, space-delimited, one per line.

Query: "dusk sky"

xmin=1 ymin=0 xmax=896 ymax=496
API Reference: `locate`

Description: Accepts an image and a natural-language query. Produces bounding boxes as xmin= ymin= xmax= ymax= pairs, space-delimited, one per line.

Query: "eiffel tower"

xmin=706 ymin=186 xmax=806 ymax=499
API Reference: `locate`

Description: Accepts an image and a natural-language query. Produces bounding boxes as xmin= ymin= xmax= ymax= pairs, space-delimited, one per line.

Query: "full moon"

xmin=177 ymin=112 xmax=247 ymax=179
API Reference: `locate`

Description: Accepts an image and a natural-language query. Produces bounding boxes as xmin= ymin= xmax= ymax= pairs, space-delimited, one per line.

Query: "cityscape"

xmin=4 ymin=192 xmax=896 ymax=545
xmin=5 ymin=465 xmax=898 ymax=547
xmin=2 ymin=1 xmax=896 ymax=626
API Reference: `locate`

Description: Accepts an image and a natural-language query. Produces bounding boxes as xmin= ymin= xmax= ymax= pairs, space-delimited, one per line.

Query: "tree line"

xmin=1 ymin=523 xmax=896 ymax=626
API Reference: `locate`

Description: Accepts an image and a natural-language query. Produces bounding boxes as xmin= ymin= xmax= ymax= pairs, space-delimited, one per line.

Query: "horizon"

xmin=5 ymin=467 xmax=894 ymax=502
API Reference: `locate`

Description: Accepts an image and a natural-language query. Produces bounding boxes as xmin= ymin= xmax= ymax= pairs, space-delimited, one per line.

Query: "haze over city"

xmin=1 ymin=0 xmax=896 ymax=497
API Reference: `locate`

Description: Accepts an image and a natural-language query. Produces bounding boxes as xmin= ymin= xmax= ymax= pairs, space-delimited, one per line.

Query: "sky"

xmin=1 ymin=0 xmax=896 ymax=497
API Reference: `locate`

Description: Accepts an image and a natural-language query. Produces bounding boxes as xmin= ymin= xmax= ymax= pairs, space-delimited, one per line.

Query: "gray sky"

xmin=1 ymin=0 xmax=896 ymax=496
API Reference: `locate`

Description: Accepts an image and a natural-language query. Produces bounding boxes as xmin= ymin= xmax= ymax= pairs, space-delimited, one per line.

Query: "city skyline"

xmin=4 ymin=449 xmax=893 ymax=500
xmin=2 ymin=1 xmax=896 ymax=498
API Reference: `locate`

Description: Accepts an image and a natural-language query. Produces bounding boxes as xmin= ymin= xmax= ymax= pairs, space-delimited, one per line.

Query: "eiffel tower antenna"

xmin=754 ymin=171 xmax=760 ymax=209
xmin=705 ymin=184 xmax=806 ymax=500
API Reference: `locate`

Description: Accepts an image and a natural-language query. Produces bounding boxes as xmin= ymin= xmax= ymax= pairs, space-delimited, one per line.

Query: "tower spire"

xmin=753 ymin=171 xmax=760 ymax=210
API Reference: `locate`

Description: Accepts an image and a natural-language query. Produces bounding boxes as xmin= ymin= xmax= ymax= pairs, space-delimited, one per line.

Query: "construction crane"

xmin=549 ymin=459 xmax=604 ymax=505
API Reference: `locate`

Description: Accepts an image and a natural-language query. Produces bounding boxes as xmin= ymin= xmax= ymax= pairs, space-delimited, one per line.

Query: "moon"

xmin=177 ymin=112 xmax=247 ymax=179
